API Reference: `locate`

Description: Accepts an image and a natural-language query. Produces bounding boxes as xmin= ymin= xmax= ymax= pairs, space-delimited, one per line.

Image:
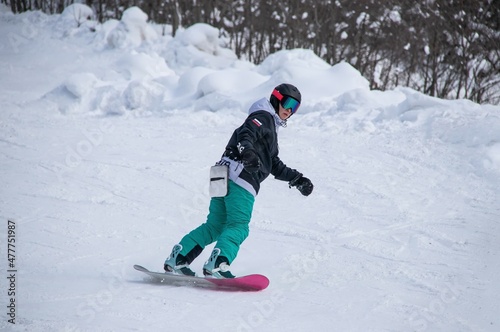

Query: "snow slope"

xmin=1 ymin=5 xmax=499 ymax=332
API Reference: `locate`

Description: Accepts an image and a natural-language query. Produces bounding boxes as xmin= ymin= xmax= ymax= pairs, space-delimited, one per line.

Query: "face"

xmin=278 ymin=104 xmax=292 ymax=120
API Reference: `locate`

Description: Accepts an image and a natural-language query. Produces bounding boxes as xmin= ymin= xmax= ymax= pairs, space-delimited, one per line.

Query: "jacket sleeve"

xmin=271 ymin=156 xmax=301 ymax=182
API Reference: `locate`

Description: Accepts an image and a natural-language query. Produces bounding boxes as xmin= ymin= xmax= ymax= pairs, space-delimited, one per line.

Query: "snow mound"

xmin=43 ymin=50 xmax=178 ymax=115
xmin=52 ymin=4 xmax=96 ymax=38
xmin=123 ymin=79 xmax=167 ymax=111
xmin=179 ymin=23 xmax=220 ymax=55
xmin=254 ymin=49 xmax=370 ymax=113
xmin=60 ymin=3 xmax=94 ymax=24
xmin=42 ymin=72 xmax=124 ymax=115
xmin=163 ymin=23 xmax=238 ymax=72
xmin=485 ymin=142 xmax=500 ymax=170
xmin=176 ymin=67 xmax=216 ymax=97
xmin=195 ymin=69 xmax=268 ymax=111
xmin=374 ymin=87 xmax=446 ymax=125
xmin=64 ymin=72 xmax=99 ymax=98
xmin=257 ymin=48 xmax=332 ymax=74
xmin=115 ymin=51 xmax=174 ymax=81
xmin=107 ymin=6 xmax=157 ymax=48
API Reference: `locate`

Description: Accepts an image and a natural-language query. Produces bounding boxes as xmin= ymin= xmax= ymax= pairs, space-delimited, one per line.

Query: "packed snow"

xmin=1 ymin=4 xmax=499 ymax=332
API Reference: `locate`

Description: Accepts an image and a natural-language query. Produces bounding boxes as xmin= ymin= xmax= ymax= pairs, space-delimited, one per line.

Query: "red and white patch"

xmin=252 ymin=118 xmax=263 ymax=127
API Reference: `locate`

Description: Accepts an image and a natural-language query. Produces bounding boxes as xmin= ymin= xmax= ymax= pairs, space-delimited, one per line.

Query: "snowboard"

xmin=133 ymin=265 xmax=269 ymax=291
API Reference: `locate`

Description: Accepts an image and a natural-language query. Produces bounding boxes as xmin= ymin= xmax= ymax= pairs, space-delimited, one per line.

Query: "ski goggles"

xmin=272 ymin=89 xmax=300 ymax=114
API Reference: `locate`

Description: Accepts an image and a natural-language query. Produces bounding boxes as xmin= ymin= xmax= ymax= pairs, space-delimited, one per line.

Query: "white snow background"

xmin=1 ymin=4 xmax=500 ymax=332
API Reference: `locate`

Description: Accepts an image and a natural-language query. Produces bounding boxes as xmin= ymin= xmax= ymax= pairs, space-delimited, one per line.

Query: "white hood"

xmin=248 ymin=98 xmax=286 ymax=129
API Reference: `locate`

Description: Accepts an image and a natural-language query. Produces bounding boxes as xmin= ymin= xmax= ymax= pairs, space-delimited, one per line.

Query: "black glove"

xmin=241 ymin=149 xmax=261 ymax=173
xmin=289 ymin=174 xmax=313 ymax=196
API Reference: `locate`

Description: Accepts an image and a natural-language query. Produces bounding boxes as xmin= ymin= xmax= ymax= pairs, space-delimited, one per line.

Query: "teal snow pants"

xmin=179 ymin=180 xmax=255 ymax=264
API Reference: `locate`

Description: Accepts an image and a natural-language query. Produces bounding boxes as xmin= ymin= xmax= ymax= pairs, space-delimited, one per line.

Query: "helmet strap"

xmin=272 ymin=89 xmax=283 ymax=101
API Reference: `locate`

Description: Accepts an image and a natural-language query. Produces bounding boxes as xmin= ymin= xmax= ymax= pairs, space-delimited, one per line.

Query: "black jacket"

xmin=222 ymin=99 xmax=301 ymax=195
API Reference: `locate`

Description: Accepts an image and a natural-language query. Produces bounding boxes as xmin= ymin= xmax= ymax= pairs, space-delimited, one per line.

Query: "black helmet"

xmin=270 ymin=83 xmax=302 ymax=114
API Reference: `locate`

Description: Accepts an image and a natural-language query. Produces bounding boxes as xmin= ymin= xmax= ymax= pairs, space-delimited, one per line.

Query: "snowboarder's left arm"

xmin=271 ymin=157 xmax=314 ymax=196
xmin=271 ymin=156 xmax=299 ymax=182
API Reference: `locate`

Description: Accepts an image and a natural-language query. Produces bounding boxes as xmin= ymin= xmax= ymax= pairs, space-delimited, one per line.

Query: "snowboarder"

xmin=164 ymin=83 xmax=314 ymax=278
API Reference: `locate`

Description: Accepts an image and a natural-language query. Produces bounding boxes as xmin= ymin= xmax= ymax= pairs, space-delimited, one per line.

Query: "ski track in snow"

xmin=1 ymin=108 xmax=498 ymax=332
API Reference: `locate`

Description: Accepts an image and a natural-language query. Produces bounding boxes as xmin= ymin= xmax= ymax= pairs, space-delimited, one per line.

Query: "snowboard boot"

xmin=203 ymin=248 xmax=235 ymax=279
xmin=164 ymin=244 xmax=201 ymax=277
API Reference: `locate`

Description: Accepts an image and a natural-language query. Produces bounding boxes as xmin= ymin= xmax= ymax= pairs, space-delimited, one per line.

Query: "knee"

xmin=226 ymin=221 xmax=249 ymax=240
xmin=206 ymin=222 xmax=224 ymax=239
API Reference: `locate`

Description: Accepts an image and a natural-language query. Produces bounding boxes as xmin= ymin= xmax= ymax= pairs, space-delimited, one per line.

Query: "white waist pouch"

xmin=209 ymin=165 xmax=229 ymax=197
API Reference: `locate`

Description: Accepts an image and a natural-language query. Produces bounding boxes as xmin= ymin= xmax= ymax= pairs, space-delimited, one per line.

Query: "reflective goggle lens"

xmin=281 ymin=96 xmax=300 ymax=114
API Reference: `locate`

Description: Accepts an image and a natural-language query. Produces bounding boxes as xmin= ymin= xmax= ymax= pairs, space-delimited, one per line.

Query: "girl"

xmin=164 ymin=83 xmax=313 ymax=278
